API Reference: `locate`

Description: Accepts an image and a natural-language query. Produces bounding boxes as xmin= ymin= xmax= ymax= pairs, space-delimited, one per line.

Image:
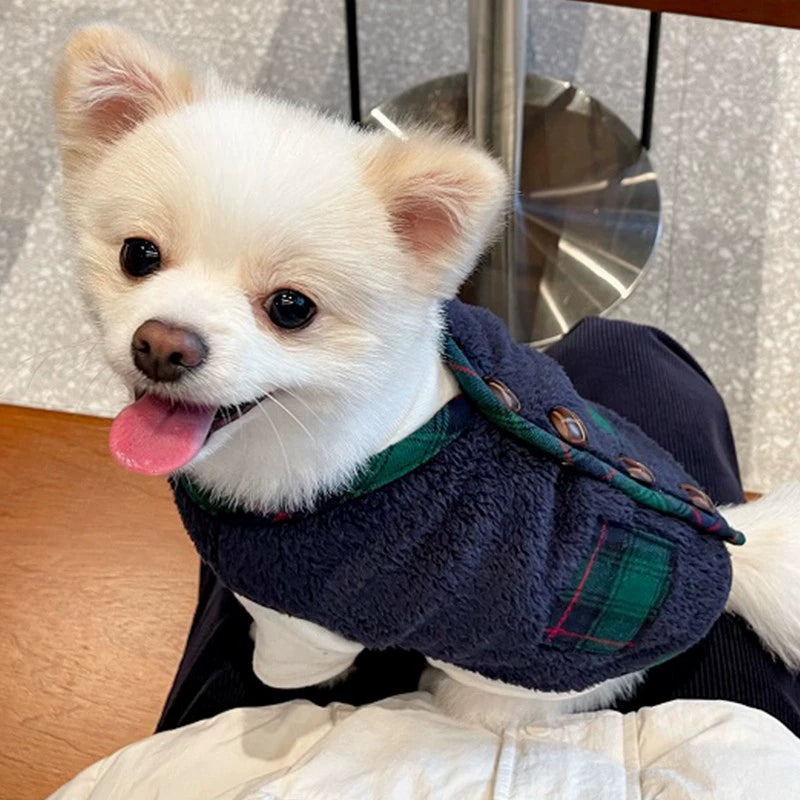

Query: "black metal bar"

xmin=345 ymin=0 xmax=361 ymax=124
xmin=640 ymin=11 xmax=661 ymax=150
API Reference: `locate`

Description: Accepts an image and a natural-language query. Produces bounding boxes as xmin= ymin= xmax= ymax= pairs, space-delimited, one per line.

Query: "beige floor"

xmin=0 ymin=405 xmax=198 ymax=800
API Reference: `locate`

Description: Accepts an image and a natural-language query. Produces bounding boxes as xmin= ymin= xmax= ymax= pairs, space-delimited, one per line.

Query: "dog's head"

xmin=55 ymin=25 xmax=507 ymax=509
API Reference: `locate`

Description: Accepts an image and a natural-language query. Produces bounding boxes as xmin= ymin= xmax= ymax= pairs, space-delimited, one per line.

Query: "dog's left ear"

xmin=54 ymin=25 xmax=199 ymax=176
xmin=363 ymin=133 xmax=508 ymax=298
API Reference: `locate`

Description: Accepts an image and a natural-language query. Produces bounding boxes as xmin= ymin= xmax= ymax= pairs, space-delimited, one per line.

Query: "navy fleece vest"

xmin=172 ymin=301 xmax=739 ymax=693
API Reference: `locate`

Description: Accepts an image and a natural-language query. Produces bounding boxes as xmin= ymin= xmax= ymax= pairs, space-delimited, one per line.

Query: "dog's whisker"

xmin=20 ymin=340 xmax=103 ymax=399
xmin=77 ymin=341 xmax=100 ymax=375
xmin=18 ymin=339 xmax=96 ymax=366
xmin=234 ymin=403 xmax=249 ymax=451
xmin=91 ymin=370 xmax=120 ymax=409
xmin=281 ymin=387 xmax=323 ymax=424
xmin=77 ymin=342 xmax=128 ymax=410
xmin=22 ymin=352 xmax=69 ymax=395
xmin=253 ymin=398 xmax=290 ymax=474
xmin=79 ymin=364 xmax=111 ymax=407
xmin=267 ymin=393 xmax=316 ymax=445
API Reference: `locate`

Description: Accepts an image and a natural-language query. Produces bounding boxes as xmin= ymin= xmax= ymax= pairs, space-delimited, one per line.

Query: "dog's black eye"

xmin=265 ymin=289 xmax=317 ymax=330
xmin=120 ymin=238 xmax=161 ymax=278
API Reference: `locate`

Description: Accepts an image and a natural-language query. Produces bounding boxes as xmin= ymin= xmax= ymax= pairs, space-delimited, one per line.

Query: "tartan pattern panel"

xmin=543 ymin=523 xmax=674 ymax=654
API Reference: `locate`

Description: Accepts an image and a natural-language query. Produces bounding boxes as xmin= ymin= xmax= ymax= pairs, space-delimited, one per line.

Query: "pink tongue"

xmin=110 ymin=394 xmax=217 ymax=476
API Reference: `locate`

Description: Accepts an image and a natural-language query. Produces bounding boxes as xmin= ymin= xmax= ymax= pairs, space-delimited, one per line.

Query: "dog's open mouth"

xmin=109 ymin=392 xmax=264 ymax=476
xmin=209 ymin=398 xmax=261 ymax=433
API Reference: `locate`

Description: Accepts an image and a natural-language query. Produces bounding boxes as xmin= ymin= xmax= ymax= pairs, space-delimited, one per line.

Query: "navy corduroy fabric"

xmin=169 ymin=301 xmax=734 ymax=695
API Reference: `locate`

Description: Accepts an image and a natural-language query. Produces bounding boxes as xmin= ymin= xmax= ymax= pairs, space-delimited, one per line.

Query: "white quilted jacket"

xmin=50 ymin=695 xmax=800 ymax=799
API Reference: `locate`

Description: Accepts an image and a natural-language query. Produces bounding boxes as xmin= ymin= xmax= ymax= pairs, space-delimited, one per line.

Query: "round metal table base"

xmin=368 ymin=74 xmax=661 ymax=346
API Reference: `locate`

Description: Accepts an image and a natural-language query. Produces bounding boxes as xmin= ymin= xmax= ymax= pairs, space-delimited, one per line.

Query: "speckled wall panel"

xmin=658 ymin=17 xmax=800 ymax=490
xmin=3 ymin=1 xmax=349 ymax=113
xmin=2 ymin=1 xmax=799 ymax=492
xmin=607 ymin=13 xmax=686 ymax=332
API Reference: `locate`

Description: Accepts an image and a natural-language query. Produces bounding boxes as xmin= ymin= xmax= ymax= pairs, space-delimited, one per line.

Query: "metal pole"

xmin=468 ymin=0 xmax=528 ymax=336
xmin=640 ymin=11 xmax=661 ymax=150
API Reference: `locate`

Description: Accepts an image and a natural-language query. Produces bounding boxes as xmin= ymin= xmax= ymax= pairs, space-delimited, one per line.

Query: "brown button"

xmin=619 ymin=456 xmax=655 ymax=485
xmin=680 ymin=483 xmax=716 ymax=514
xmin=485 ymin=378 xmax=521 ymax=413
xmin=549 ymin=406 xmax=588 ymax=447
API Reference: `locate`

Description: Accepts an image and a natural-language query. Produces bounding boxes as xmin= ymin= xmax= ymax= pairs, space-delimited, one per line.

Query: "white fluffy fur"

xmin=420 ymin=667 xmax=644 ymax=732
xmin=724 ymin=484 xmax=800 ymax=670
xmin=55 ymin=26 xmax=800 ymax=726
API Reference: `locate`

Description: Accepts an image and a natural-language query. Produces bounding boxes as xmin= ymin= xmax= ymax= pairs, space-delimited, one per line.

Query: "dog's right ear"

xmin=54 ymin=25 xmax=198 ymax=175
xmin=362 ymin=132 xmax=508 ymax=299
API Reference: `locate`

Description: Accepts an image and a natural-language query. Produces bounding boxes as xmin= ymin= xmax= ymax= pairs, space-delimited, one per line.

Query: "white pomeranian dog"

xmin=55 ymin=25 xmax=800 ymax=729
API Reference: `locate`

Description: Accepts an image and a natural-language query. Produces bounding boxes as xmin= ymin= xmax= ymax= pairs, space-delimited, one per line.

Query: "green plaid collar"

xmin=348 ymin=394 xmax=473 ymax=499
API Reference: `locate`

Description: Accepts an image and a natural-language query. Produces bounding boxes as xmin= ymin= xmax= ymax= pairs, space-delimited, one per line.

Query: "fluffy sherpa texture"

xmin=172 ymin=301 xmax=733 ymax=693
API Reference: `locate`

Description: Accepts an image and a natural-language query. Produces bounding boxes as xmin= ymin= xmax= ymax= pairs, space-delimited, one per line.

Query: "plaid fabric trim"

xmin=443 ymin=337 xmax=745 ymax=546
xmin=544 ymin=523 xmax=674 ymax=653
xmin=349 ymin=394 xmax=473 ymax=498
xmin=586 ymin=403 xmax=619 ymax=441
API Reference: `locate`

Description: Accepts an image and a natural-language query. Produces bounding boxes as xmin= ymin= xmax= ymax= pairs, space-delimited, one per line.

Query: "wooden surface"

xmin=0 ymin=404 xmax=198 ymax=800
xmin=568 ymin=0 xmax=800 ymax=30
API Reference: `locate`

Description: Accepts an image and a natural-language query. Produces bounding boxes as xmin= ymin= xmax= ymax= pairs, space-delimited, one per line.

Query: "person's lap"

xmin=157 ymin=317 xmax=800 ymax=736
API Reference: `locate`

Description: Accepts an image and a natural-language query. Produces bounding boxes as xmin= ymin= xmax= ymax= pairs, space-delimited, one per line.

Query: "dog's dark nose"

xmin=132 ymin=319 xmax=208 ymax=383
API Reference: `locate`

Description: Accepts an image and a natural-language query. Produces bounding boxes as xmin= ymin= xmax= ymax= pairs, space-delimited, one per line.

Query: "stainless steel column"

xmin=468 ymin=0 xmax=527 ymax=338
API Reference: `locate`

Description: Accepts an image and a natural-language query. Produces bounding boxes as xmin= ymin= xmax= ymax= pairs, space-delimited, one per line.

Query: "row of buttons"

xmin=551 ymin=404 xmax=717 ymax=513
xmin=484 ymin=376 xmax=717 ymax=516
